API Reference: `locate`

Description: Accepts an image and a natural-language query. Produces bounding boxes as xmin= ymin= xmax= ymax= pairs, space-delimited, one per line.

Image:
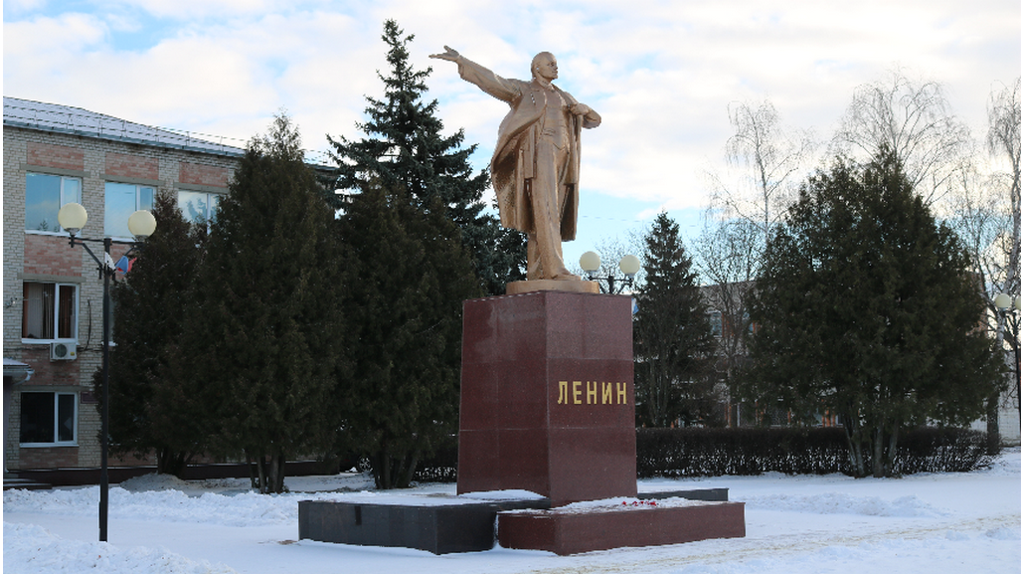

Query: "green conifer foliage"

xmin=327 ymin=19 xmax=525 ymax=295
xmin=98 ymin=191 xmax=206 ymax=476
xmin=169 ymin=115 xmax=349 ymax=493
xmin=744 ymin=150 xmax=1005 ymax=477
xmin=634 ymin=213 xmax=717 ymax=427
xmin=339 ymin=180 xmax=480 ymax=489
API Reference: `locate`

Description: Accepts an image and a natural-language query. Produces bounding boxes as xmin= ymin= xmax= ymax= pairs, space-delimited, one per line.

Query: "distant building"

xmin=3 ymin=96 xmax=244 ymax=477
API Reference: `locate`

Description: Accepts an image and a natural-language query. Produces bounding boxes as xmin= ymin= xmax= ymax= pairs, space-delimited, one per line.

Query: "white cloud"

xmin=3 ymin=0 xmax=1019 ymax=213
xmin=2 ymin=0 xmax=46 ymax=14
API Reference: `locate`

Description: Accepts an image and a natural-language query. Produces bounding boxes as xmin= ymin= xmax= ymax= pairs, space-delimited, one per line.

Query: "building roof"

xmin=3 ymin=96 xmax=245 ymax=158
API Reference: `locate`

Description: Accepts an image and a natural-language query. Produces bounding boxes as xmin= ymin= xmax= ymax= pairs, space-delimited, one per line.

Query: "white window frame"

xmin=21 ymin=282 xmax=79 ymax=343
xmin=105 ymin=182 xmax=155 ymax=239
xmin=19 ymin=391 xmax=78 ymax=447
xmin=24 ymin=172 xmax=82 ymax=235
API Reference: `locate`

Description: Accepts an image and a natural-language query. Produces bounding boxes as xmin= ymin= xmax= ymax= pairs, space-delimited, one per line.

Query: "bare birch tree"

xmin=831 ymin=70 xmax=973 ymax=207
xmin=708 ymin=100 xmax=817 ymax=256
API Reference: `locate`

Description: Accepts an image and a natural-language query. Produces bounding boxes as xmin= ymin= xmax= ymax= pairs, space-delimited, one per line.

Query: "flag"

xmin=115 ymin=255 xmax=133 ymax=275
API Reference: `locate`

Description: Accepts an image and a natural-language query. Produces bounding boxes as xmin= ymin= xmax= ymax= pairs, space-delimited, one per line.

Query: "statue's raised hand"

xmin=430 ymin=46 xmax=460 ymax=62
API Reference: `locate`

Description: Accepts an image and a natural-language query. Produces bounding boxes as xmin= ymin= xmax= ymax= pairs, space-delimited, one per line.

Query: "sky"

xmin=3 ymin=0 xmax=1020 ymax=266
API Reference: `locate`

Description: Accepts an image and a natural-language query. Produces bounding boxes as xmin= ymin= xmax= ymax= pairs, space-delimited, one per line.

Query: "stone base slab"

xmin=497 ymin=501 xmax=746 ymax=555
xmin=297 ymin=489 xmax=734 ymax=555
xmin=506 ymin=280 xmax=600 ymax=295
xmin=298 ymin=498 xmax=548 ymax=555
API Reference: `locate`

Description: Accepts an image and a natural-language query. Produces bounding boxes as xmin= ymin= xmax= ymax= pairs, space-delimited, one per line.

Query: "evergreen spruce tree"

xmin=743 ymin=150 xmax=1005 ymax=477
xmin=97 ymin=191 xmax=206 ymax=476
xmin=633 ymin=213 xmax=717 ymax=427
xmin=339 ymin=180 xmax=480 ymax=489
xmin=327 ymin=19 xmax=525 ymax=295
xmin=168 ymin=114 xmax=349 ymax=493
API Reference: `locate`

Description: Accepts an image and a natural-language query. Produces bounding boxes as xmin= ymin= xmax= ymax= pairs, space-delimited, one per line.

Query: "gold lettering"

xmin=617 ymin=382 xmax=628 ymax=405
xmin=602 ymin=382 xmax=613 ymax=405
xmin=558 ymin=381 xmax=568 ymax=405
xmin=587 ymin=381 xmax=598 ymax=405
xmin=573 ymin=381 xmax=582 ymax=405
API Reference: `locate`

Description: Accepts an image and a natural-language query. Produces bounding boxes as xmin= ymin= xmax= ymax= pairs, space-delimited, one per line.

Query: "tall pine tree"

xmin=327 ymin=19 xmax=525 ymax=295
xmin=168 ymin=114 xmax=350 ymax=493
xmin=743 ymin=150 xmax=1004 ymax=477
xmin=98 ymin=191 xmax=207 ymax=476
xmin=339 ymin=180 xmax=480 ymax=489
xmin=633 ymin=213 xmax=717 ymax=427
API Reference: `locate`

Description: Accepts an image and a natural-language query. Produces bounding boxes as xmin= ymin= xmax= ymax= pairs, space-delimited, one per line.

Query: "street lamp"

xmin=57 ymin=202 xmax=156 ymax=542
xmin=579 ymin=251 xmax=641 ymax=294
xmin=989 ymin=292 xmax=1022 ymax=454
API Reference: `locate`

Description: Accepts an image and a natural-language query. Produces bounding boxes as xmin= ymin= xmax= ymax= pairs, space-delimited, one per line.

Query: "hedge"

xmin=408 ymin=426 xmax=993 ymax=483
xmin=636 ymin=426 xmax=993 ymax=477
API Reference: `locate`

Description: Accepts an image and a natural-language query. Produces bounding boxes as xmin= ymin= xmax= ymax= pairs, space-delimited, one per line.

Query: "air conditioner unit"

xmin=50 ymin=342 xmax=77 ymax=361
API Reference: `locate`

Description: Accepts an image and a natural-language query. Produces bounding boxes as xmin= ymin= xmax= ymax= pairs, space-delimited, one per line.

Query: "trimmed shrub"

xmin=405 ymin=426 xmax=992 ymax=483
xmin=636 ymin=427 xmax=992 ymax=478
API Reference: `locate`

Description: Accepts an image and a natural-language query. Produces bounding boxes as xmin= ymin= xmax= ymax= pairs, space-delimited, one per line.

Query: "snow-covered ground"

xmin=5 ymin=449 xmax=1020 ymax=574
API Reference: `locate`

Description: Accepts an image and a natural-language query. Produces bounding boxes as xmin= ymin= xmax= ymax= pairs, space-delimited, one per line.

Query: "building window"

xmin=20 ymin=391 xmax=77 ymax=445
xmin=106 ymin=182 xmax=155 ymax=238
xmin=709 ymin=311 xmax=723 ymax=338
xmin=22 ymin=283 xmax=77 ymax=341
xmin=178 ymin=190 xmax=221 ymax=227
xmin=25 ymin=173 xmax=82 ymax=233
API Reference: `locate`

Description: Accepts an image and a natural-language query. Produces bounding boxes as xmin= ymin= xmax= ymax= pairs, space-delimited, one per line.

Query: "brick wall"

xmin=106 ymin=152 xmax=159 ymax=180
xmin=23 ymin=234 xmax=83 ymax=277
xmin=26 ymin=142 xmax=85 ymax=171
xmin=180 ymin=162 xmax=231 ymax=188
xmin=18 ymin=446 xmax=79 ymax=469
xmin=17 ymin=348 xmax=82 ymax=387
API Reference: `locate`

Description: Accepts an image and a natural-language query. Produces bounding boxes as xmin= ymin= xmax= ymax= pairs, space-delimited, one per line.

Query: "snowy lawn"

xmin=5 ymin=449 xmax=1020 ymax=574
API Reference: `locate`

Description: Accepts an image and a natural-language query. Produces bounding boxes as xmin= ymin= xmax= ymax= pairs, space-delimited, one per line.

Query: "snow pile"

xmin=4 ymin=523 xmax=237 ymax=574
xmin=5 ymin=485 xmax=334 ymax=526
xmin=119 ymin=473 xmax=192 ymax=492
xmin=286 ymin=472 xmax=377 ymax=493
xmin=740 ymin=492 xmax=946 ymax=517
xmin=458 ymin=489 xmax=546 ymax=501
xmin=983 ymin=525 xmax=1020 ymax=540
xmin=500 ymin=496 xmax=711 ymax=515
xmin=982 ymin=446 xmax=1021 ymax=476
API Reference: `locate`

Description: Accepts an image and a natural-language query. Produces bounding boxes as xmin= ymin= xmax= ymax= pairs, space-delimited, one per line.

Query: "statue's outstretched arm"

xmin=430 ymin=46 xmax=518 ymax=103
xmin=429 ymin=45 xmax=461 ymax=63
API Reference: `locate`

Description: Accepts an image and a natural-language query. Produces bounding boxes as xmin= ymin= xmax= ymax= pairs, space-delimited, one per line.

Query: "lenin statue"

xmin=431 ymin=47 xmax=602 ymax=282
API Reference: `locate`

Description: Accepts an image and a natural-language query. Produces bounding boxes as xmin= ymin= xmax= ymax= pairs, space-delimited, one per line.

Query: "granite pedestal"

xmin=458 ymin=291 xmax=637 ymax=506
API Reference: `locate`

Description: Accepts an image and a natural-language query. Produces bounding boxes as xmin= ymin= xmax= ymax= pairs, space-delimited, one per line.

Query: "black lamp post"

xmin=579 ymin=251 xmax=641 ymax=294
xmin=57 ymin=202 xmax=156 ymax=542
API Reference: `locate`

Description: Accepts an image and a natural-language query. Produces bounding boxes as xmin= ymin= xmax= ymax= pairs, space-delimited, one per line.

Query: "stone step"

xmin=3 ymin=477 xmax=52 ymax=491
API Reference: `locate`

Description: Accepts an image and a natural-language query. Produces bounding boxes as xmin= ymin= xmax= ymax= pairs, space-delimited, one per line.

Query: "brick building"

xmin=3 ymin=96 xmax=244 ymax=476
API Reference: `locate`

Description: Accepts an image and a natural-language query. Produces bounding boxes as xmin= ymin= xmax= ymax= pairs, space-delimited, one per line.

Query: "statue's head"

xmin=531 ymin=52 xmax=558 ymax=81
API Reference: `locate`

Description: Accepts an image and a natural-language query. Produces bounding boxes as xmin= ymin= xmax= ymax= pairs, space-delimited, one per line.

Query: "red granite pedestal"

xmin=458 ymin=291 xmax=637 ymax=506
xmin=458 ymin=290 xmax=746 ymax=554
xmin=498 ymin=502 xmax=747 ymax=555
